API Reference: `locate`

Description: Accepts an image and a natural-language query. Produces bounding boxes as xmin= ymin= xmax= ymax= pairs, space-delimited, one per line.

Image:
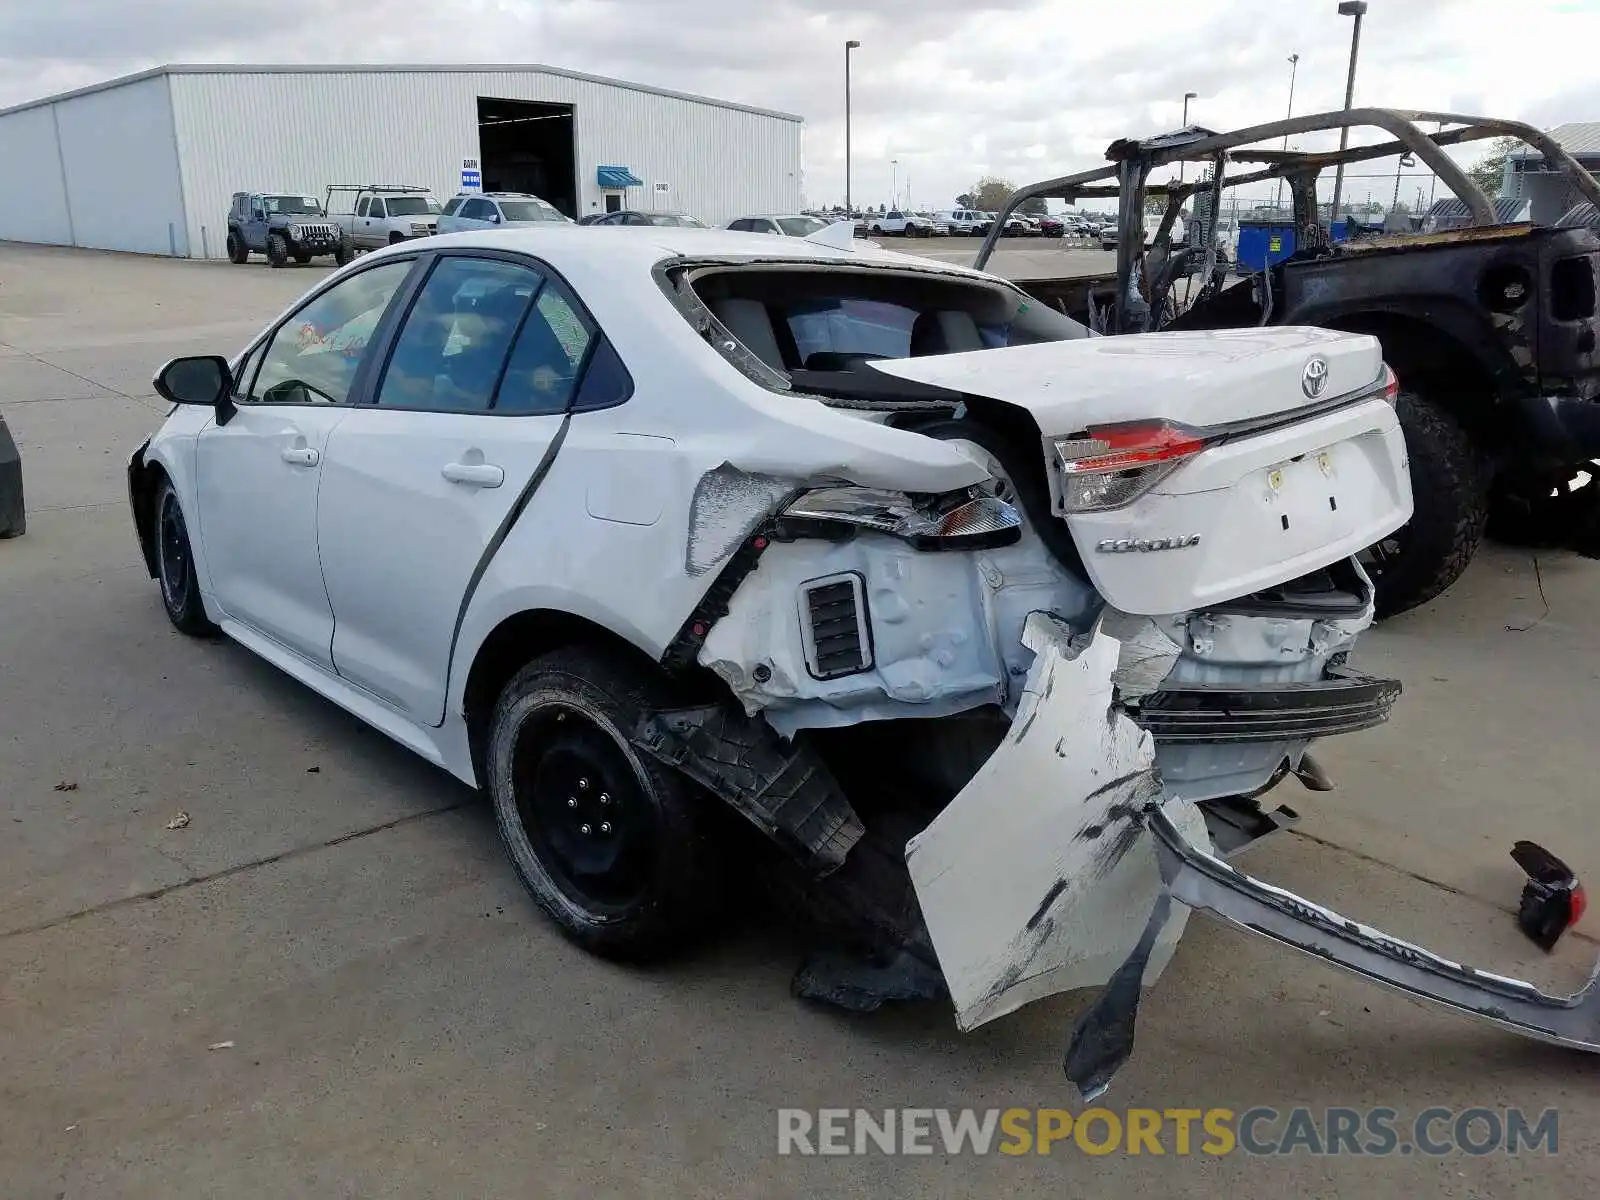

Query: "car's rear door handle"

xmin=281 ymin=446 xmax=319 ymax=466
xmin=441 ymin=461 xmax=505 ymax=488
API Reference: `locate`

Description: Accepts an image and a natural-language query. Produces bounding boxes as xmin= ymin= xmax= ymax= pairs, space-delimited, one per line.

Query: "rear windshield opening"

xmin=681 ymin=265 xmax=1089 ymax=395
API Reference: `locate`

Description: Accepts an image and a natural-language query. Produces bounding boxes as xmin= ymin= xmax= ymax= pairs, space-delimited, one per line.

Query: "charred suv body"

xmin=127 ymin=225 xmax=1600 ymax=1093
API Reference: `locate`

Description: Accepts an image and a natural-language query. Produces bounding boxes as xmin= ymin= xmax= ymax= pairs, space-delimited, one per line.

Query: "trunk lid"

xmin=867 ymin=326 xmax=1383 ymax=434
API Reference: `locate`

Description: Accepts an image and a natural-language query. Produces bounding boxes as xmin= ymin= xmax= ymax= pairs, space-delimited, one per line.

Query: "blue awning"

xmin=597 ymin=165 xmax=644 ymax=189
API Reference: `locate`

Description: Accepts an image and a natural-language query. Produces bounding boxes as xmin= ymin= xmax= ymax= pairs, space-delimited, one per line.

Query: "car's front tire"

xmin=153 ymin=478 xmax=218 ymax=637
xmin=388 ymin=232 xmax=406 ymax=246
xmin=487 ymin=646 xmax=720 ymax=962
xmin=333 ymin=236 xmax=353 ymax=267
xmin=265 ymin=232 xmax=289 ymax=268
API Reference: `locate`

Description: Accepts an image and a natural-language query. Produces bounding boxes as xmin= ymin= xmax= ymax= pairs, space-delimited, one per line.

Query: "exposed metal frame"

xmin=974 ymin=107 xmax=1600 ymax=275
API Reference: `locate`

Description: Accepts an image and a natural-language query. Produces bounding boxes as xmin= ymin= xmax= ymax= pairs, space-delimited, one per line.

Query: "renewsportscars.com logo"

xmin=777 ymin=1107 xmax=1560 ymax=1157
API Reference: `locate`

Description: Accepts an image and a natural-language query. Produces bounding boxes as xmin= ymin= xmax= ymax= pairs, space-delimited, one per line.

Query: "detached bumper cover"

xmin=1135 ymin=668 xmax=1401 ymax=743
xmin=1066 ymin=803 xmax=1600 ymax=1100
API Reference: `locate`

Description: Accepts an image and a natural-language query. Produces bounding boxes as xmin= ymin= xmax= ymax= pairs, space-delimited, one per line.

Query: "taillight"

xmin=1051 ymin=421 xmax=1211 ymax=512
xmin=1382 ymin=365 xmax=1399 ymax=405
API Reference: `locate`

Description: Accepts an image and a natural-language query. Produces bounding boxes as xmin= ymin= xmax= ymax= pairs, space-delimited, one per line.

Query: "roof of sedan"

xmin=418 ymin=224 xmax=992 ymax=278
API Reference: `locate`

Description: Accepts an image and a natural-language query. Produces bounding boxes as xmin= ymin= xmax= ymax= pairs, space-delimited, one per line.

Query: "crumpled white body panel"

xmin=905 ymin=613 xmax=1208 ymax=1031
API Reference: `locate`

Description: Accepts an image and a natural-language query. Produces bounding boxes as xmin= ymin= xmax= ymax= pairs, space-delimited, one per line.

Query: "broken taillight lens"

xmin=1052 ymin=421 xmax=1210 ymax=512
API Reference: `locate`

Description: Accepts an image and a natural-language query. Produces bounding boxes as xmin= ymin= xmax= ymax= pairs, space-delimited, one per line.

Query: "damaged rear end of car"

xmin=619 ymin=246 xmax=1600 ymax=1092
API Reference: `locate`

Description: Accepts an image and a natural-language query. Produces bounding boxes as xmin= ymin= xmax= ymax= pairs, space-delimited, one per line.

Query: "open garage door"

xmin=476 ymin=97 xmax=577 ymax=218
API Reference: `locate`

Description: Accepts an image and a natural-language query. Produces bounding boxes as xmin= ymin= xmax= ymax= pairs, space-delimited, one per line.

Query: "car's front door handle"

xmin=281 ymin=446 xmax=319 ymax=467
xmin=441 ymin=461 xmax=505 ymax=488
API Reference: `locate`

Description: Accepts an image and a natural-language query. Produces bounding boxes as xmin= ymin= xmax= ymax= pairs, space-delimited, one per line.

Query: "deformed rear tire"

xmin=486 ymin=646 xmax=721 ymax=962
xmin=1363 ymin=390 xmax=1488 ymax=617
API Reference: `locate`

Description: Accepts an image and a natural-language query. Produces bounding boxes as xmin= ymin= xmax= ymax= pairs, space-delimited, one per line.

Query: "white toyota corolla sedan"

xmin=129 ymin=223 xmax=1594 ymax=1093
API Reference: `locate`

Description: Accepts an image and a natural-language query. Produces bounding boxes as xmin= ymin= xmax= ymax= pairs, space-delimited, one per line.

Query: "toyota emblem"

xmin=1301 ymin=356 xmax=1330 ymax=398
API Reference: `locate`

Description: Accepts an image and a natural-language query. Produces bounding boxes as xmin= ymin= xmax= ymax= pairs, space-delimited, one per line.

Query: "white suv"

xmin=438 ymin=192 xmax=571 ymax=234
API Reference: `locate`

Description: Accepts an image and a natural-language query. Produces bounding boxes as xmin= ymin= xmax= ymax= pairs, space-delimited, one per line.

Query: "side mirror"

xmin=154 ymin=355 xmax=232 ymax=406
xmin=491 ymin=214 xmax=502 ymax=224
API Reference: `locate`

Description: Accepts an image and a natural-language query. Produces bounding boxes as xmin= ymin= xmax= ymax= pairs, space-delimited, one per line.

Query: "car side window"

xmin=231 ymin=340 xmax=267 ymax=401
xmin=370 ymin=198 xmax=387 ymax=219
xmin=495 ymin=277 xmax=594 ymax=414
xmin=356 ymin=197 xmax=369 ymax=217
xmin=461 ymin=198 xmax=488 ymax=220
xmin=443 ymin=197 xmax=464 ymax=216
xmin=374 ymin=257 xmax=541 ymax=412
xmin=248 ymin=261 xmax=412 ymax=407
xmin=250 ymin=197 xmax=265 ymax=221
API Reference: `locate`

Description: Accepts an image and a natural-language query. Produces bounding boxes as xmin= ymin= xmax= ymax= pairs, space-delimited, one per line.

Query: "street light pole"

xmin=1178 ymin=91 xmax=1197 ymax=183
xmin=1274 ymin=53 xmax=1300 ymax=212
xmin=1329 ymin=1 xmax=1368 ymax=223
xmin=891 ymin=159 xmax=899 ymax=209
xmin=844 ymin=40 xmax=860 ymax=216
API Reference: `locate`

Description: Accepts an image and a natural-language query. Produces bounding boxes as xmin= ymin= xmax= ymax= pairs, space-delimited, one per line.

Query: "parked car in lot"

xmin=438 ymin=192 xmax=572 ymax=234
xmin=126 ymin=223 xmax=1597 ymax=1098
xmin=226 ymin=192 xmax=349 ymax=268
xmin=725 ymin=214 xmax=833 ymax=237
xmin=325 ymin=185 xmax=441 ymax=250
xmin=581 ymin=210 xmax=708 ymax=227
xmin=865 ymin=210 xmax=948 ymax=237
xmin=1035 ymin=214 xmax=1065 ymax=237
xmin=937 ymin=209 xmax=992 ymax=236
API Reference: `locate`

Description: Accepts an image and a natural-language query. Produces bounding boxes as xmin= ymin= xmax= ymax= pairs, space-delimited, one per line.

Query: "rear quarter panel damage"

xmin=905 ymin=612 xmax=1207 ymax=1031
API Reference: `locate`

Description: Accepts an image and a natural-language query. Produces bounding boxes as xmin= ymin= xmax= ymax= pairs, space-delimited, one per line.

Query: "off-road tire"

xmin=333 ymin=236 xmax=353 ymax=267
xmin=225 ymin=229 xmax=248 ymax=264
xmin=1365 ymin=391 xmax=1488 ymax=617
xmin=487 ymin=646 xmax=720 ymax=962
xmin=153 ymin=477 xmax=218 ymax=637
xmin=265 ymin=232 xmax=289 ymax=268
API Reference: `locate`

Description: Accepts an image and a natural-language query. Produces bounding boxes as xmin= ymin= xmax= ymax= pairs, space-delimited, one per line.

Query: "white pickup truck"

xmin=865 ymin=209 xmax=949 ymax=237
xmin=323 ymin=185 xmax=441 ymax=250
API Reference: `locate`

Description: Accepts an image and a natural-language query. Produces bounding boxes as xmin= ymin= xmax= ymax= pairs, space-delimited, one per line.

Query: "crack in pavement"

xmin=0 ymin=801 xmax=473 ymax=941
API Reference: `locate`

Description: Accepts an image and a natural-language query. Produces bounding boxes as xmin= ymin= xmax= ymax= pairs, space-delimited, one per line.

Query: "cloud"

xmin=4 ymin=0 xmax=1598 ymax=211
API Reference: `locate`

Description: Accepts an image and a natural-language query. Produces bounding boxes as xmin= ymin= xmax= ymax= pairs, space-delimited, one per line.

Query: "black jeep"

xmin=978 ymin=108 xmax=1600 ymax=616
xmin=226 ymin=192 xmax=351 ymax=268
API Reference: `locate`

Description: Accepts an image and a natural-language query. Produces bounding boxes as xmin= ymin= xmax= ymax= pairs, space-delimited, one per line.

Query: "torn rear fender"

xmin=905 ymin=612 xmax=1209 ymax=1031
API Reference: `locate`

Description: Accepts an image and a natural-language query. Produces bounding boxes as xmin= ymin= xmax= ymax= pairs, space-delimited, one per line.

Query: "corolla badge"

xmin=1095 ymin=535 xmax=1202 ymax=553
xmin=1301 ymin=355 xmax=1330 ymax=398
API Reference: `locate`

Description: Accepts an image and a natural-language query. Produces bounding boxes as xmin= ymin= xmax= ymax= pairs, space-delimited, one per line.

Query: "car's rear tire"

xmin=1362 ymin=390 xmax=1488 ymax=617
xmin=153 ymin=478 xmax=219 ymax=637
xmin=225 ymin=230 xmax=248 ymax=264
xmin=486 ymin=646 xmax=721 ymax=962
xmin=265 ymin=233 xmax=289 ymax=268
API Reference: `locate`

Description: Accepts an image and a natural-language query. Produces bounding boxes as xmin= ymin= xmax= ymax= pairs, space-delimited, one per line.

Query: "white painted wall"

xmin=168 ymin=68 xmax=803 ymax=258
xmin=0 ymin=105 xmax=74 ymax=246
xmin=53 ymin=76 xmax=188 ymax=256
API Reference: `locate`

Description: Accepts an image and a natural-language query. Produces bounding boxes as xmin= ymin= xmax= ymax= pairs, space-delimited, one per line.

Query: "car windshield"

xmin=777 ymin=217 xmax=828 ymax=237
xmin=644 ymin=213 xmax=707 ymax=227
xmin=265 ymin=196 xmax=322 ymax=215
xmin=384 ymin=197 xmax=434 ymax=216
xmin=499 ymin=200 xmax=568 ymax=222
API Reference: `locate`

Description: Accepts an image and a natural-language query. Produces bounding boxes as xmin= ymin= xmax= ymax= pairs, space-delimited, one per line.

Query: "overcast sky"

xmin=5 ymin=0 xmax=1600 ymax=211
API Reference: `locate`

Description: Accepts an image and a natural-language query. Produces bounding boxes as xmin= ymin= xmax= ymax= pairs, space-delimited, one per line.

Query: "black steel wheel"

xmin=487 ymin=646 xmax=720 ymax=961
xmin=154 ymin=478 xmax=217 ymax=636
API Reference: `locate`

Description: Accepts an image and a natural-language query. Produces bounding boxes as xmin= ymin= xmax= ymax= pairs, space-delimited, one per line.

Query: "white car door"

xmin=361 ymin=196 xmax=386 ymax=247
xmin=316 ymin=252 xmax=609 ymax=724
xmin=194 ymin=258 xmax=416 ymax=667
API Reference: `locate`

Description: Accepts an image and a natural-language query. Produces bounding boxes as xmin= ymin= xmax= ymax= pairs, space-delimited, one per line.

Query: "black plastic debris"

xmin=1511 ymin=840 xmax=1587 ymax=952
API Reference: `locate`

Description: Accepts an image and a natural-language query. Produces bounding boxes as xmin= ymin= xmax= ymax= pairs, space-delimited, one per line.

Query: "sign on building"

xmin=461 ymin=157 xmax=482 ymax=193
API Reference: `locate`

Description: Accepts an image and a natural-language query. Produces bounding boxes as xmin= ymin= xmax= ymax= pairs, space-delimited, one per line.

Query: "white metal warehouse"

xmin=0 ymin=64 xmax=805 ymax=259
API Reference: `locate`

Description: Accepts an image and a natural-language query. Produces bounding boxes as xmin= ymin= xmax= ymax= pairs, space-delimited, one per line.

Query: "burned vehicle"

xmin=126 ymin=225 xmax=1599 ymax=1097
xmin=979 ymin=109 xmax=1600 ymax=616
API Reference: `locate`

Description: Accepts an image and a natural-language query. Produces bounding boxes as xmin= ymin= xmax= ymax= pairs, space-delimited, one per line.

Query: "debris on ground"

xmin=1511 ymin=840 xmax=1586 ymax=952
xmin=165 ymin=811 xmax=191 ymax=830
xmin=53 ymin=781 xmax=78 ymax=792
xmin=208 ymin=1041 xmax=234 ymax=1051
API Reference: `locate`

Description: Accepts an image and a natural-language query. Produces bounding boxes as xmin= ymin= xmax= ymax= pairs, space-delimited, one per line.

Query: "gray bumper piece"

xmin=1066 ymin=804 xmax=1600 ymax=1101
xmin=0 ymin=412 xmax=24 ymax=538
